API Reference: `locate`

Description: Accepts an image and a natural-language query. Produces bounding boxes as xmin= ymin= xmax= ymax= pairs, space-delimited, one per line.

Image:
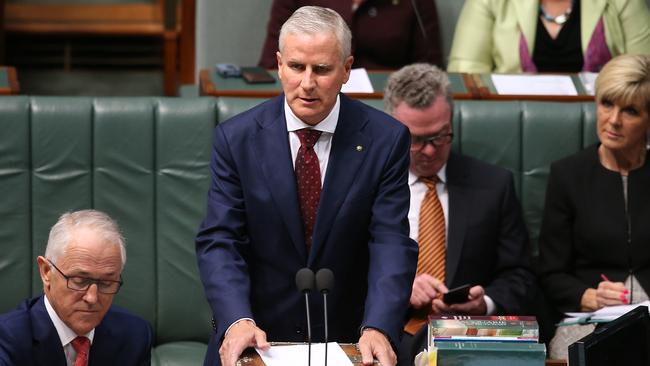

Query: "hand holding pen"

xmin=596 ymin=273 xmax=629 ymax=307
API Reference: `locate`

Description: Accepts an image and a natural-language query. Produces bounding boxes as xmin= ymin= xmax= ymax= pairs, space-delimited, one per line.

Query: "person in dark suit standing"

xmin=383 ymin=64 xmax=534 ymax=365
xmin=196 ymin=6 xmax=417 ymax=366
xmin=0 ymin=209 xmax=152 ymax=366
xmin=258 ymin=0 xmax=442 ymax=69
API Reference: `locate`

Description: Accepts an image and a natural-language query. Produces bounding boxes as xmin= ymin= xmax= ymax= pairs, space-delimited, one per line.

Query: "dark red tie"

xmin=71 ymin=336 xmax=90 ymax=366
xmin=295 ymin=128 xmax=322 ymax=250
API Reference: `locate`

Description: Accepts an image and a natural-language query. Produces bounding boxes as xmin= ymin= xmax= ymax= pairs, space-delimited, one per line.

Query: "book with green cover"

xmin=434 ymin=341 xmax=546 ymax=366
xmin=428 ymin=315 xmax=539 ymax=342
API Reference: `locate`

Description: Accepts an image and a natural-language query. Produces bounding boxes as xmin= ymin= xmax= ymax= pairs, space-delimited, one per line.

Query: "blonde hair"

xmin=596 ymin=54 xmax=650 ymax=116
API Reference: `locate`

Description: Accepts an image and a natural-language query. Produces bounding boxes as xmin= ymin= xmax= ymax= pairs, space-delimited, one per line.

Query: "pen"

xmin=600 ymin=273 xmax=610 ymax=282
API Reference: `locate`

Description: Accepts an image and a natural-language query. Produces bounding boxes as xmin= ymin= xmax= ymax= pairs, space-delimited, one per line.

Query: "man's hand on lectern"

xmin=219 ymin=320 xmax=270 ymax=366
xmin=358 ymin=328 xmax=396 ymax=366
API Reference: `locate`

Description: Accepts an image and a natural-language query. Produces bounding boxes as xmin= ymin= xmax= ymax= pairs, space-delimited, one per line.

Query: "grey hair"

xmin=384 ymin=63 xmax=453 ymax=115
xmin=45 ymin=209 xmax=126 ymax=268
xmin=279 ymin=6 xmax=352 ymax=61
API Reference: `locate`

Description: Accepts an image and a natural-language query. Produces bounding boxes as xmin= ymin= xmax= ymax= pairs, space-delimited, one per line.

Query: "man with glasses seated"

xmin=0 ymin=209 xmax=152 ymax=366
xmin=383 ymin=64 xmax=534 ymax=365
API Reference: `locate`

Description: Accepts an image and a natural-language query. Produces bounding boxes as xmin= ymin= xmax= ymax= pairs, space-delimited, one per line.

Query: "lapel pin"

xmin=356 ymin=145 xmax=363 ymax=152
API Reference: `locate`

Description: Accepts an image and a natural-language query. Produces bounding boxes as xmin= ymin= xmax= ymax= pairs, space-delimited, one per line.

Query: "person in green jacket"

xmin=448 ymin=0 xmax=650 ymax=73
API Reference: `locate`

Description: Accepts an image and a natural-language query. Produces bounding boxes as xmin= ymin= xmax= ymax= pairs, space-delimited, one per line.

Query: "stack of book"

xmin=427 ymin=315 xmax=546 ymax=366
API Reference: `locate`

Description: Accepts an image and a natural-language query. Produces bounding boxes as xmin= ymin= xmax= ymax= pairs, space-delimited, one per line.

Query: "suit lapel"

xmin=580 ymin=0 xmax=606 ymax=53
xmin=31 ymin=297 xmax=67 ymax=366
xmin=513 ymin=0 xmax=538 ymax=55
xmin=88 ymin=321 xmax=113 ymax=365
xmin=445 ymin=153 xmax=470 ymax=286
xmin=253 ymin=97 xmax=307 ymax=259
xmin=310 ymin=95 xmax=370 ymax=264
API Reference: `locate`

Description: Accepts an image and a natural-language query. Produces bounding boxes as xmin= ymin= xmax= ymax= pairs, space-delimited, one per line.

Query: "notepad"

xmin=257 ymin=342 xmax=353 ymax=366
xmin=491 ymin=74 xmax=578 ymax=95
xmin=559 ymin=301 xmax=650 ymax=325
xmin=341 ymin=68 xmax=374 ymax=93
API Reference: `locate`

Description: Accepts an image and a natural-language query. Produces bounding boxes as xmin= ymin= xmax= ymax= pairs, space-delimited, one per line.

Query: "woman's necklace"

xmin=539 ymin=0 xmax=574 ymax=25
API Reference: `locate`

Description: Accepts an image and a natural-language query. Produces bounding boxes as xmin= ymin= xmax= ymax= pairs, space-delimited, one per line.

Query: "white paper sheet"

xmin=561 ymin=300 xmax=650 ymax=324
xmin=257 ymin=342 xmax=353 ymax=366
xmin=341 ymin=68 xmax=374 ymax=93
xmin=491 ymin=74 xmax=578 ymax=96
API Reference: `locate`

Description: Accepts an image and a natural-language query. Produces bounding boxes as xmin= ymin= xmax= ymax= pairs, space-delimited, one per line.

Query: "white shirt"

xmin=44 ymin=295 xmax=95 ymax=366
xmin=408 ymin=168 xmax=496 ymax=315
xmin=284 ymin=95 xmax=340 ymax=184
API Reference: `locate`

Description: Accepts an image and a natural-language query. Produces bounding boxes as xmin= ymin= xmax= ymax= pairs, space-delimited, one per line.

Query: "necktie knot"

xmin=71 ymin=336 xmax=90 ymax=366
xmin=295 ymin=129 xmax=322 ymax=149
xmin=420 ymin=176 xmax=439 ymax=191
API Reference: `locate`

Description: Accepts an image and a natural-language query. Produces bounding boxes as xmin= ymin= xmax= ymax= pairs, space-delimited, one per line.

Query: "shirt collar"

xmin=284 ymin=94 xmax=340 ymax=134
xmin=408 ymin=163 xmax=447 ymax=186
xmin=44 ymin=294 xmax=95 ymax=347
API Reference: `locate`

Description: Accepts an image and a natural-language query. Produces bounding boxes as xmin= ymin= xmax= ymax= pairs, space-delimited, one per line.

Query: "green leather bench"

xmin=0 ymin=96 xmax=215 ymax=365
xmin=216 ymin=97 xmax=598 ymax=257
xmin=0 ymin=96 xmax=597 ymax=363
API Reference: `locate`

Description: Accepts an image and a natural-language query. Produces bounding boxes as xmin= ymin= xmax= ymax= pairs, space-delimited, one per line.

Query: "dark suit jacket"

xmin=444 ymin=152 xmax=533 ymax=314
xmin=539 ymin=144 xmax=650 ymax=313
xmin=258 ymin=0 xmax=442 ymax=69
xmin=398 ymin=153 xmax=534 ymax=366
xmin=0 ymin=296 xmax=152 ymax=366
xmin=196 ymin=94 xmax=418 ymax=365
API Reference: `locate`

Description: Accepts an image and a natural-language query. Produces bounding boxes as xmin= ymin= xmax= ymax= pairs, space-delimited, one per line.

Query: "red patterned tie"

xmin=71 ymin=336 xmax=90 ymax=366
xmin=295 ymin=128 xmax=322 ymax=250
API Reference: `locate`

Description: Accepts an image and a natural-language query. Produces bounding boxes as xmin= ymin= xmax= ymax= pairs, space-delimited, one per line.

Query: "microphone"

xmin=316 ymin=268 xmax=335 ymax=366
xmin=295 ymin=268 xmax=315 ymax=366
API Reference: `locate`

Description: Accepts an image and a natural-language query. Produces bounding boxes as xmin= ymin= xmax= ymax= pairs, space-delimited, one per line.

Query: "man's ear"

xmin=276 ymin=51 xmax=283 ymax=80
xmin=37 ymin=256 xmax=52 ymax=290
xmin=342 ymin=55 xmax=354 ymax=83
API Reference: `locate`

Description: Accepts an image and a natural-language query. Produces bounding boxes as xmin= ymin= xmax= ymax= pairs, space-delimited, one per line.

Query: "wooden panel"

xmin=6 ymin=3 xmax=163 ymax=22
xmin=4 ymin=0 xmax=181 ymax=95
xmin=199 ymin=69 xmax=595 ymax=102
xmin=237 ymin=344 xmax=567 ymax=366
xmin=0 ymin=66 xmax=20 ymax=95
xmin=0 ymin=0 xmax=5 ymax=63
xmin=178 ymin=0 xmax=195 ymax=84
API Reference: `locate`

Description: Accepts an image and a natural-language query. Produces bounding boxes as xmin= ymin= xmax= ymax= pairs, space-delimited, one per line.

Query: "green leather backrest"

xmin=0 ymin=95 xmax=598 ymax=347
xmin=0 ymin=96 xmax=215 ymax=345
xmin=454 ymin=101 xmax=597 ymax=256
xmin=216 ymin=98 xmax=598 ymax=257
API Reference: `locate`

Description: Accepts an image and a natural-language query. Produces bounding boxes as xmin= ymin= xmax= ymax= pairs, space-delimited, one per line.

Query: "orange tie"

xmin=416 ymin=176 xmax=446 ymax=281
xmin=71 ymin=336 xmax=90 ymax=366
xmin=404 ymin=176 xmax=446 ymax=335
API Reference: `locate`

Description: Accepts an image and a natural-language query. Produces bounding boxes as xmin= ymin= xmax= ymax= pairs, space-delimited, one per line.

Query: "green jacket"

xmin=448 ymin=0 xmax=650 ymax=73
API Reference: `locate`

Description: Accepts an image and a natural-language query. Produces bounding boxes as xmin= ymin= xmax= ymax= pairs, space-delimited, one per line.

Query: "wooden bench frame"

xmin=4 ymin=0 xmax=183 ymax=95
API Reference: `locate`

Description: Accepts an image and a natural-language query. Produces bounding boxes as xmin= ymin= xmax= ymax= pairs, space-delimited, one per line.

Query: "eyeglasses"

xmin=47 ymin=259 xmax=123 ymax=294
xmin=410 ymin=132 xmax=453 ymax=151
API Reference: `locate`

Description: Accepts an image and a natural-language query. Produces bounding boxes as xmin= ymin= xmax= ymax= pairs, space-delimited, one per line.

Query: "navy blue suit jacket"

xmin=0 ymin=296 xmax=152 ymax=366
xmin=196 ymin=94 xmax=418 ymax=365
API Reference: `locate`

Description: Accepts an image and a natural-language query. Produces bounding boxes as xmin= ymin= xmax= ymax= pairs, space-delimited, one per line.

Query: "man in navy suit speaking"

xmin=196 ymin=6 xmax=418 ymax=366
xmin=0 ymin=209 xmax=152 ymax=366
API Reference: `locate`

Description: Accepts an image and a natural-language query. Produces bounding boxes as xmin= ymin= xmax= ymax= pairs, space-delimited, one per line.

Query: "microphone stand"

xmin=316 ymin=268 xmax=335 ymax=366
xmin=323 ymin=290 xmax=329 ymax=366
xmin=305 ymin=291 xmax=312 ymax=366
xmin=296 ymin=268 xmax=315 ymax=366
